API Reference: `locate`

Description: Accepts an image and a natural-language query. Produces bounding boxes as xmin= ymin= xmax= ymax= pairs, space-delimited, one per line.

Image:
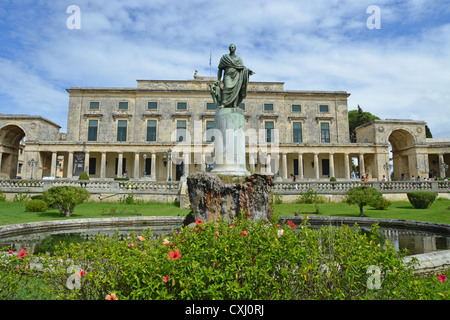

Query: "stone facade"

xmin=1 ymin=75 xmax=450 ymax=182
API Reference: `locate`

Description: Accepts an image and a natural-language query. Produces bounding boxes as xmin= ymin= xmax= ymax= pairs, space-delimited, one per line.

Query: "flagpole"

xmin=209 ymin=50 xmax=212 ymax=77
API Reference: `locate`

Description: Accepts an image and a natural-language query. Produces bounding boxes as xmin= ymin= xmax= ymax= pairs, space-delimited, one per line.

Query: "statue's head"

xmin=229 ymin=43 xmax=236 ymax=52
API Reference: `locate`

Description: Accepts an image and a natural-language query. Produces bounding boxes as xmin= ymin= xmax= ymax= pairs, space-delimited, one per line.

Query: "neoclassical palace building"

xmin=1 ymin=74 xmax=450 ymax=182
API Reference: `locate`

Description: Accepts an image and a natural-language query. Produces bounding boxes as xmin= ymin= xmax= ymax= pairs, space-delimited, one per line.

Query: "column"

xmin=50 ymin=152 xmax=57 ymax=178
xmin=151 ymin=152 xmax=156 ymax=180
xmin=134 ymin=152 xmax=140 ymax=179
xmin=0 ymin=152 xmax=3 ymax=175
xmin=67 ymin=152 xmax=73 ymax=178
xmin=297 ymin=153 xmax=303 ymax=180
xmin=439 ymin=154 xmax=446 ymax=178
xmin=329 ymin=153 xmax=335 ymax=178
xmin=344 ymin=153 xmax=350 ymax=179
xmin=84 ymin=152 xmax=90 ymax=174
xmin=359 ymin=153 xmax=365 ymax=178
xmin=117 ymin=152 xmax=123 ymax=178
xmin=282 ymin=153 xmax=287 ymax=180
xmin=314 ymin=153 xmax=319 ymax=179
xmin=266 ymin=153 xmax=272 ymax=174
xmin=100 ymin=152 xmax=106 ymax=179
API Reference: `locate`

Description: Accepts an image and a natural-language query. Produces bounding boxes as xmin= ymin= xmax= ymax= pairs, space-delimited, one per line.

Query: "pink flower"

xmin=163 ymin=275 xmax=169 ymax=283
xmin=18 ymin=251 xmax=27 ymax=259
xmin=168 ymin=249 xmax=181 ymax=260
xmin=137 ymin=235 xmax=145 ymax=241
xmin=105 ymin=293 xmax=118 ymax=300
xmin=438 ymin=274 xmax=447 ymax=283
xmin=8 ymin=250 xmax=13 ymax=254
xmin=287 ymin=221 xmax=296 ymax=229
xmin=163 ymin=238 xmax=170 ymax=245
xmin=76 ymin=270 xmax=85 ymax=278
xmin=241 ymin=230 xmax=247 ymax=236
xmin=215 ymin=231 xmax=220 ymax=236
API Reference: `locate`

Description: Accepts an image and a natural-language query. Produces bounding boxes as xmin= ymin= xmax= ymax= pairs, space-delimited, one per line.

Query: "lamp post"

xmin=143 ymin=154 xmax=147 ymax=178
xmin=27 ymin=158 xmax=38 ymax=180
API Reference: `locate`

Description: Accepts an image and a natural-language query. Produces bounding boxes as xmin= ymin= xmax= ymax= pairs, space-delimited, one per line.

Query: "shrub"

xmin=407 ymin=191 xmax=438 ymax=209
xmin=42 ymin=186 xmax=90 ymax=217
xmin=330 ymin=177 xmax=337 ymax=182
xmin=371 ymin=197 xmax=391 ymax=210
xmin=0 ymin=190 xmax=6 ymax=202
xmin=345 ymin=186 xmax=386 ymax=216
xmin=78 ymin=172 xmax=89 ymax=180
xmin=296 ymin=189 xmax=325 ymax=204
xmin=31 ymin=215 xmax=430 ymax=300
xmin=25 ymin=199 xmax=48 ymax=212
xmin=31 ymin=194 xmax=45 ymax=201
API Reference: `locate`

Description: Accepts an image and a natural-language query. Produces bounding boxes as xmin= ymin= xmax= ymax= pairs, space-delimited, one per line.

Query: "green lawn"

xmin=0 ymin=198 xmax=449 ymax=226
xmin=274 ymin=198 xmax=450 ymax=225
xmin=0 ymin=201 xmax=190 ymax=226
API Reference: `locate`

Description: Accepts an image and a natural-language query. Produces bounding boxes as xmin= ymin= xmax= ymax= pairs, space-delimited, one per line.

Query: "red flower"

xmin=287 ymin=221 xmax=296 ymax=229
xmin=163 ymin=275 xmax=169 ymax=283
xmin=241 ymin=230 xmax=248 ymax=236
xmin=77 ymin=270 xmax=85 ymax=278
xmin=8 ymin=250 xmax=13 ymax=254
xmin=21 ymin=246 xmax=27 ymax=251
xmin=195 ymin=219 xmax=203 ymax=225
xmin=168 ymin=249 xmax=181 ymax=260
xmin=18 ymin=251 xmax=27 ymax=259
xmin=438 ymin=274 xmax=447 ymax=283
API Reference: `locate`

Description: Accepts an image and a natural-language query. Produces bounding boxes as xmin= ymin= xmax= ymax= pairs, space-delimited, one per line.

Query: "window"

xmin=115 ymin=158 xmax=126 ymax=175
xmin=293 ymin=122 xmax=302 ymax=143
xmin=206 ymin=103 xmax=215 ymax=110
xmin=144 ymin=157 xmax=151 ymax=175
xmin=177 ymin=102 xmax=187 ymax=110
xmin=18 ymin=163 xmax=23 ymax=174
xmin=117 ymin=120 xmax=127 ymax=142
xmin=146 ymin=120 xmax=157 ymax=142
xmin=264 ymin=103 xmax=273 ymax=111
xmin=119 ymin=102 xmax=128 ymax=110
xmin=292 ymin=104 xmax=301 ymax=112
xmin=320 ymin=123 xmax=330 ymax=143
xmin=322 ymin=159 xmax=330 ymax=176
xmin=319 ymin=105 xmax=329 ymax=112
xmin=293 ymin=159 xmax=298 ymax=176
xmin=88 ymin=120 xmax=98 ymax=141
xmin=90 ymin=102 xmax=99 ymax=110
xmin=148 ymin=102 xmax=158 ymax=110
xmin=176 ymin=120 xmax=187 ymax=142
xmin=89 ymin=158 xmax=96 ymax=175
xmin=265 ymin=121 xmax=274 ymax=143
xmin=206 ymin=121 xmax=215 ymax=142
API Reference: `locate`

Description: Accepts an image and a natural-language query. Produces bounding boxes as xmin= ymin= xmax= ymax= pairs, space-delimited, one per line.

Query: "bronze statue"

xmin=210 ymin=44 xmax=254 ymax=108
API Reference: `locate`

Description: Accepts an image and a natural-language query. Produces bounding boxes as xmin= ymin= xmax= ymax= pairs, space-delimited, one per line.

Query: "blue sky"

xmin=0 ymin=0 xmax=449 ymax=138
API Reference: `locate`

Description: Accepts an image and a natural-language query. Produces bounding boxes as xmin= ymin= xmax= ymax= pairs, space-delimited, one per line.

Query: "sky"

xmin=0 ymin=0 xmax=449 ymax=138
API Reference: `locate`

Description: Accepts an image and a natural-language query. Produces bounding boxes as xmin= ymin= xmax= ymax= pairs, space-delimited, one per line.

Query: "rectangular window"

xmin=293 ymin=159 xmax=298 ymax=176
xmin=319 ymin=105 xmax=329 ymax=112
xmin=177 ymin=102 xmax=187 ymax=110
xmin=89 ymin=158 xmax=96 ymax=175
xmin=148 ymin=102 xmax=158 ymax=110
xmin=117 ymin=120 xmax=127 ymax=142
xmin=176 ymin=120 xmax=187 ymax=142
xmin=88 ymin=120 xmax=98 ymax=142
xmin=206 ymin=121 xmax=215 ymax=142
xmin=146 ymin=120 xmax=157 ymax=142
xmin=90 ymin=102 xmax=99 ymax=110
xmin=293 ymin=122 xmax=302 ymax=143
xmin=265 ymin=121 xmax=274 ymax=143
xmin=18 ymin=163 xmax=23 ymax=174
xmin=145 ymin=158 xmax=151 ymax=175
xmin=119 ymin=102 xmax=128 ymax=110
xmin=320 ymin=123 xmax=330 ymax=143
xmin=322 ymin=159 xmax=330 ymax=176
xmin=206 ymin=103 xmax=215 ymax=110
xmin=264 ymin=103 xmax=273 ymax=111
xmin=292 ymin=104 xmax=301 ymax=112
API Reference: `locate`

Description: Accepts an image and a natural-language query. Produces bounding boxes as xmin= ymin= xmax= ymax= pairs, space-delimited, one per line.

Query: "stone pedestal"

xmin=187 ymin=172 xmax=274 ymax=222
xmin=211 ymin=107 xmax=250 ymax=177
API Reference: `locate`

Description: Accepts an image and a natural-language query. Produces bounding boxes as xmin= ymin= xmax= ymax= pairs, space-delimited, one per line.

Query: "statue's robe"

xmin=218 ymin=54 xmax=250 ymax=108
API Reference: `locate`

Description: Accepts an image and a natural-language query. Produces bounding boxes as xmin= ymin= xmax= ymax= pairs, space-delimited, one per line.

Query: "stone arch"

xmin=0 ymin=124 xmax=27 ymax=179
xmin=388 ymin=129 xmax=417 ymax=180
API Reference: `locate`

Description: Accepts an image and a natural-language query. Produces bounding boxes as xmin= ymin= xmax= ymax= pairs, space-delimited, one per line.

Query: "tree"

xmin=348 ymin=105 xmax=380 ymax=143
xmin=345 ymin=186 xmax=385 ymax=217
xmin=42 ymin=186 xmax=90 ymax=217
